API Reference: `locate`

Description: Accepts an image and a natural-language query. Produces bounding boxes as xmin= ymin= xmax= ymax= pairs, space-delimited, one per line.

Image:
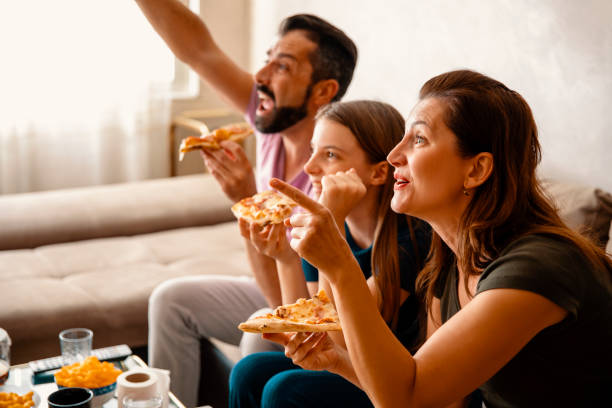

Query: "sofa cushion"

xmin=1 ymin=221 xmax=250 ymax=364
xmin=541 ymin=179 xmax=612 ymax=248
xmin=0 ymin=174 xmax=234 ymax=250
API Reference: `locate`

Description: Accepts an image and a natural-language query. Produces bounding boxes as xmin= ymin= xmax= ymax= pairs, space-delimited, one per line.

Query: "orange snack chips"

xmin=54 ymin=356 xmax=122 ymax=389
xmin=0 ymin=391 xmax=35 ymax=408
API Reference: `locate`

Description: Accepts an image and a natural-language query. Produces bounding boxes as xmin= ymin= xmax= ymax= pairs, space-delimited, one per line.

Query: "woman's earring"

xmin=463 ymin=188 xmax=470 ymax=196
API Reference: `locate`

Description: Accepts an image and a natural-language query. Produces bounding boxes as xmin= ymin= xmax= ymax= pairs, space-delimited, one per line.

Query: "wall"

xmin=250 ymin=0 xmax=612 ymax=192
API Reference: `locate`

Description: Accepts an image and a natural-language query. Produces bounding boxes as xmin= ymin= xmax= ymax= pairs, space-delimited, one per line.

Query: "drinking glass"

xmin=0 ymin=328 xmax=10 ymax=385
xmin=123 ymin=395 xmax=163 ymax=408
xmin=59 ymin=328 xmax=93 ymax=365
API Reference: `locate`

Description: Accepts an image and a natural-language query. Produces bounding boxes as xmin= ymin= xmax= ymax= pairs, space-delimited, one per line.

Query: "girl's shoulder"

xmin=397 ymin=216 xmax=432 ymax=254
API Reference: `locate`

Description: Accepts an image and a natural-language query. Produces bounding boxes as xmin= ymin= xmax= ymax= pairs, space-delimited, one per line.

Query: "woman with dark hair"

xmin=269 ymin=70 xmax=612 ymax=407
xmin=229 ymin=100 xmax=431 ymax=407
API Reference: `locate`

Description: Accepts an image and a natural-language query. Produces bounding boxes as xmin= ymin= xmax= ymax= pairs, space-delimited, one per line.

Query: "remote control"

xmin=28 ymin=344 xmax=132 ymax=373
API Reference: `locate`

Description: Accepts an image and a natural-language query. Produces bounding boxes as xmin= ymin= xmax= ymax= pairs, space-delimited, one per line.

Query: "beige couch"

xmin=0 ymin=174 xmax=250 ymax=364
xmin=0 ymin=175 xmax=611 ymax=365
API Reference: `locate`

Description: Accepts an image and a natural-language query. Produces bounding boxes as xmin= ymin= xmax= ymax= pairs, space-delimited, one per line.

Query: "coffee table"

xmin=1 ymin=355 xmax=186 ymax=408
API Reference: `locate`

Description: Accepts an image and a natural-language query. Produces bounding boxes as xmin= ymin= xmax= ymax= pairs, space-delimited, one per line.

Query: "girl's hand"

xmin=319 ymin=168 xmax=367 ymax=224
xmin=238 ymin=218 xmax=293 ymax=261
xmin=263 ymin=332 xmax=344 ymax=372
xmin=269 ymin=178 xmax=356 ymax=282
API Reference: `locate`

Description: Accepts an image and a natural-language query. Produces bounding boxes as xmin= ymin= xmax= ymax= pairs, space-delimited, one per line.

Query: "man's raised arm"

xmin=135 ymin=0 xmax=254 ymax=113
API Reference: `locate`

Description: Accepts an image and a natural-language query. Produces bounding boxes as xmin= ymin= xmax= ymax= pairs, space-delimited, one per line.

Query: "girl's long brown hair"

xmin=414 ymin=70 xmax=612 ymax=319
xmin=316 ymin=100 xmax=420 ymax=328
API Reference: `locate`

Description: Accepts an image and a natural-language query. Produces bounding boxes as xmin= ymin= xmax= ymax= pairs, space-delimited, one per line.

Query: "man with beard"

xmin=134 ymin=2 xmax=357 ymax=407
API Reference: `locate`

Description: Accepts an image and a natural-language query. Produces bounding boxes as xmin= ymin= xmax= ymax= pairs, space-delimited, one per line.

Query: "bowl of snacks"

xmin=54 ymin=356 xmax=122 ymax=408
xmin=0 ymin=389 xmax=40 ymax=408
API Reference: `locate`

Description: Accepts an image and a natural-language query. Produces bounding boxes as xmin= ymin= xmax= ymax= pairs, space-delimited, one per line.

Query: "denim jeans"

xmin=229 ymin=352 xmax=372 ymax=408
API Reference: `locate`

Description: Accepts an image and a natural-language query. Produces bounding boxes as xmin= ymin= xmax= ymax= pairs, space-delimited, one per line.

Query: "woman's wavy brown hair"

xmin=316 ymin=100 xmax=420 ymax=328
xmin=414 ymin=70 xmax=612 ymax=319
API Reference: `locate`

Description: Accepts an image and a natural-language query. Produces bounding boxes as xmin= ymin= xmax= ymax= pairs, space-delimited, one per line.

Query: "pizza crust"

xmin=238 ymin=318 xmax=341 ymax=333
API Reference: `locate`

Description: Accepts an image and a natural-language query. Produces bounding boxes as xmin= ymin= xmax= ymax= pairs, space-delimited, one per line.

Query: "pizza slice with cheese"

xmin=238 ymin=289 xmax=341 ymax=333
xmin=178 ymin=123 xmax=253 ymax=161
xmin=231 ymin=190 xmax=297 ymax=226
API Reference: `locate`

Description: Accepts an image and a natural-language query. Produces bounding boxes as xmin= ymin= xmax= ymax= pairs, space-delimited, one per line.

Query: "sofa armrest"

xmin=0 ymin=174 xmax=235 ymax=249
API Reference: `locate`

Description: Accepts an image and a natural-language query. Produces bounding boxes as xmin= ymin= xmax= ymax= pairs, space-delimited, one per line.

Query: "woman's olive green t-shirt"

xmin=436 ymin=234 xmax=612 ymax=407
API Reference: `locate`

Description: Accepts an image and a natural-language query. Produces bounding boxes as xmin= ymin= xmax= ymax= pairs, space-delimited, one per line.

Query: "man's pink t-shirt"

xmin=245 ymin=86 xmax=313 ymax=196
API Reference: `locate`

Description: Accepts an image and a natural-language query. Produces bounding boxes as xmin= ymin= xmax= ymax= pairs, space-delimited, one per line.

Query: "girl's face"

xmin=304 ymin=118 xmax=378 ymax=199
xmin=387 ymin=97 xmax=473 ymax=220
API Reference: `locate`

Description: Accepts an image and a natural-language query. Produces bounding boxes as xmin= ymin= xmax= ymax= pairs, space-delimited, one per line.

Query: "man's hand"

xmin=201 ymin=140 xmax=257 ymax=202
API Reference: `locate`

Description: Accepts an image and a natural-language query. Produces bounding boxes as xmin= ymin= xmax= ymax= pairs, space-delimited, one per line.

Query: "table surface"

xmin=1 ymin=355 xmax=186 ymax=408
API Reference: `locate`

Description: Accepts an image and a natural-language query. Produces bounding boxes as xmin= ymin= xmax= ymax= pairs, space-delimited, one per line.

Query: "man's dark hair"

xmin=278 ymin=14 xmax=358 ymax=101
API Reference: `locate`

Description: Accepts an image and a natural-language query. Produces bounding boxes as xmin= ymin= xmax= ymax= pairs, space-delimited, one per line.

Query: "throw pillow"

xmin=541 ymin=179 xmax=612 ymax=248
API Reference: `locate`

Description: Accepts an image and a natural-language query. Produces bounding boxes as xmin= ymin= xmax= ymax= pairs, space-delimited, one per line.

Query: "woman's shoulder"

xmin=477 ymin=233 xmax=608 ymax=318
xmin=500 ymin=233 xmax=577 ymax=252
xmin=481 ymin=233 xmax=589 ymax=279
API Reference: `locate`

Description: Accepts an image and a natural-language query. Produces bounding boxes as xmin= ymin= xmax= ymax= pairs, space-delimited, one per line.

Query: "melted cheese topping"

xmin=231 ymin=190 xmax=297 ymax=225
xmin=271 ymin=289 xmax=339 ymax=324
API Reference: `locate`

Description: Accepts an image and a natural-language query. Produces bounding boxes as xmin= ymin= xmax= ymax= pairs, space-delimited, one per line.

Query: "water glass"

xmin=0 ymin=328 xmax=10 ymax=385
xmin=59 ymin=328 xmax=93 ymax=365
xmin=123 ymin=395 xmax=163 ymax=408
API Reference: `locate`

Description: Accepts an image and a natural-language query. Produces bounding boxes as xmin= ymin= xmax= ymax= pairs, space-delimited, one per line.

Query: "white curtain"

xmin=0 ymin=1 xmax=173 ymax=194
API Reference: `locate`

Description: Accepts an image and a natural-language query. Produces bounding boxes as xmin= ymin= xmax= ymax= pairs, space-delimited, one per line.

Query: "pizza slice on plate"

xmin=178 ymin=123 xmax=253 ymax=161
xmin=231 ymin=190 xmax=297 ymax=226
xmin=238 ymin=289 xmax=341 ymax=333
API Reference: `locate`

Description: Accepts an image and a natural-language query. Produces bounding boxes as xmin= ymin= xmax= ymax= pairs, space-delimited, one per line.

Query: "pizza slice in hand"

xmin=238 ymin=289 xmax=341 ymax=333
xmin=178 ymin=123 xmax=253 ymax=161
xmin=231 ymin=190 xmax=297 ymax=226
